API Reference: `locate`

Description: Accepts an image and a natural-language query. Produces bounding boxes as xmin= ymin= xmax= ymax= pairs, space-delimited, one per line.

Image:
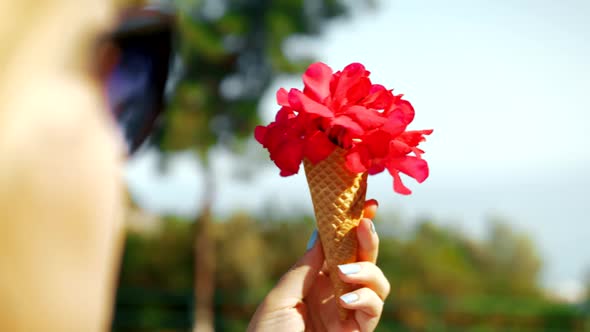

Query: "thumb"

xmin=265 ymin=231 xmax=324 ymax=307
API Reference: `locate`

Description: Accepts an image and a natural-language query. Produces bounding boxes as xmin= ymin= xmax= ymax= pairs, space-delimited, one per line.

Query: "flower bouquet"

xmin=255 ymin=62 xmax=432 ymax=319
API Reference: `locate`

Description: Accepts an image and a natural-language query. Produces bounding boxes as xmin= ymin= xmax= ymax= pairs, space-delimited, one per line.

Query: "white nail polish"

xmin=338 ymin=263 xmax=361 ymax=275
xmin=340 ymin=292 xmax=359 ymax=304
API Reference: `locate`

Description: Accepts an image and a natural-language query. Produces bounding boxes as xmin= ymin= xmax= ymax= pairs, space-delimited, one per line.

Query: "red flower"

xmin=255 ymin=62 xmax=432 ymax=194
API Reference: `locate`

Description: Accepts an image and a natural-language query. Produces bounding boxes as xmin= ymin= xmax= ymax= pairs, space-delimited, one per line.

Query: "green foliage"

xmin=113 ymin=212 xmax=589 ymax=331
xmin=114 ymin=217 xmax=194 ymax=331
xmin=119 ymin=216 xmax=194 ymax=290
xmin=484 ymin=220 xmax=542 ymax=296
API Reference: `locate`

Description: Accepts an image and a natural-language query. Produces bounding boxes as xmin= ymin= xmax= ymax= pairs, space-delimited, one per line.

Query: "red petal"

xmin=275 ymin=107 xmax=295 ymax=124
xmin=391 ymin=170 xmax=412 ymax=195
xmin=276 ymin=88 xmax=289 ymax=107
xmin=389 ymin=156 xmax=429 ymax=183
xmin=304 ymin=131 xmax=336 ymax=164
xmin=342 ymin=62 xmax=367 ymax=77
xmin=328 ymin=125 xmax=354 ymax=149
xmin=398 ymin=129 xmax=433 ymax=147
xmin=346 ymin=77 xmax=372 ymax=105
xmin=289 ymin=89 xmax=334 ymax=118
xmin=333 ymin=63 xmax=368 ymax=105
xmin=381 ymin=111 xmax=407 ymax=137
xmin=389 ymin=140 xmax=412 ymax=156
xmin=302 ymin=62 xmax=333 ymax=102
xmin=265 ymin=125 xmax=286 ymax=152
xmin=386 ymin=99 xmax=415 ymax=125
xmin=364 ymin=130 xmax=391 ymax=157
xmin=344 ymin=105 xmax=387 ymax=130
xmin=331 ymin=115 xmax=364 ymax=135
xmin=362 ymin=85 xmax=394 ymax=109
xmin=345 ymin=146 xmax=370 ymax=173
xmin=368 ymin=162 xmax=385 ymax=175
xmin=272 ymin=139 xmax=304 ymax=176
xmin=254 ymin=125 xmax=267 ymax=145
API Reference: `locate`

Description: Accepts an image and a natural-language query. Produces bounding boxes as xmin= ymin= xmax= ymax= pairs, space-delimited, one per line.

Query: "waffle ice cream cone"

xmin=303 ymin=147 xmax=368 ymax=320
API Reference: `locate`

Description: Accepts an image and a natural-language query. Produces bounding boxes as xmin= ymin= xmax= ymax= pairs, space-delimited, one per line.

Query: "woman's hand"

xmin=248 ymin=200 xmax=390 ymax=332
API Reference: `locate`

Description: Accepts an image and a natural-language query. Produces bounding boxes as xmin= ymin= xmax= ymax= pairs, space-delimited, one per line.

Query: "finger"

xmin=339 ymin=287 xmax=384 ymax=331
xmin=337 ymin=262 xmax=390 ymax=300
xmin=265 ymin=232 xmax=325 ymax=308
xmin=357 ymin=218 xmax=379 ymax=263
xmin=362 ymin=199 xmax=378 ymax=220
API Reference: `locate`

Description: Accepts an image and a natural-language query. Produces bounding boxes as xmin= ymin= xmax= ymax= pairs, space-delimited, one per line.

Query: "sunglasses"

xmin=96 ymin=6 xmax=175 ymax=155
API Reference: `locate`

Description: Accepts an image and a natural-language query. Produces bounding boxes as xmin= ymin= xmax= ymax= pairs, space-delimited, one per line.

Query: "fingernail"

xmin=340 ymin=292 xmax=359 ymax=304
xmin=306 ymin=229 xmax=318 ymax=251
xmin=370 ymin=220 xmax=376 ymax=234
xmin=338 ymin=263 xmax=361 ymax=275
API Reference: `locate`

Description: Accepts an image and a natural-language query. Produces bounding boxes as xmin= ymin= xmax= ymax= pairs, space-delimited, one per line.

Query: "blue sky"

xmin=126 ymin=0 xmax=590 ymax=299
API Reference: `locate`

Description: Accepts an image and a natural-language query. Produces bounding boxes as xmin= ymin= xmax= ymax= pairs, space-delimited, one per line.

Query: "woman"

xmin=0 ymin=2 xmax=390 ymax=330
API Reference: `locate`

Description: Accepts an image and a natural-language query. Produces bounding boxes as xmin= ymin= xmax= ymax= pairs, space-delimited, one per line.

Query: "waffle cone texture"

xmin=304 ymin=147 xmax=368 ymax=320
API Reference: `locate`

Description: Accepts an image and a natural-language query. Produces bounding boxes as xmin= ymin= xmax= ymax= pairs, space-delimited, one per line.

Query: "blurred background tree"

xmin=135 ymin=1 xmax=374 ymax=331
xmin=114 ymin=210 xmax=589 ymax=331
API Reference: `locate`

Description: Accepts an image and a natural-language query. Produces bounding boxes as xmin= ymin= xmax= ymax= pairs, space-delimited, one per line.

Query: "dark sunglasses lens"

xmin=105 ymin=11 xmax=173 ymax=154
